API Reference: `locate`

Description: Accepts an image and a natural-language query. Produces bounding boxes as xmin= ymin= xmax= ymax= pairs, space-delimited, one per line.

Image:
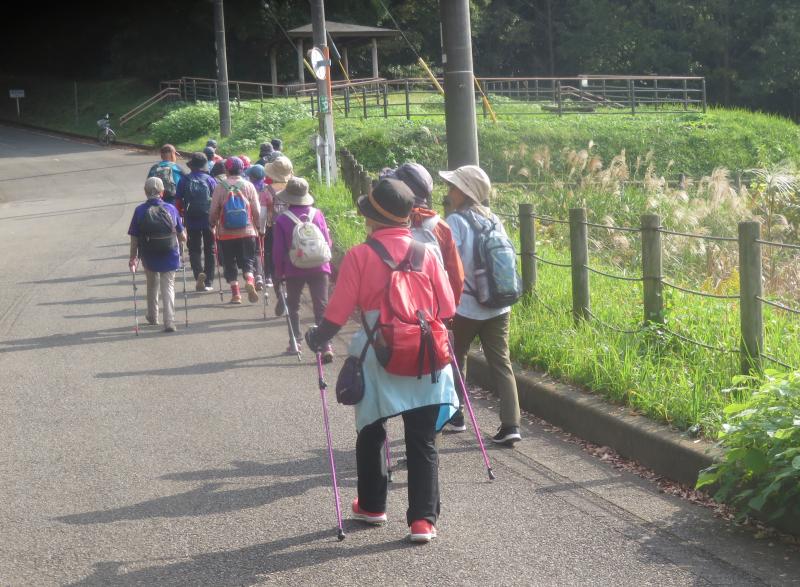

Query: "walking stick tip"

xmin=337 ymin=529 xmax=346 ymax=541
xmin=488 ymin=468 xmax=496 ymax=481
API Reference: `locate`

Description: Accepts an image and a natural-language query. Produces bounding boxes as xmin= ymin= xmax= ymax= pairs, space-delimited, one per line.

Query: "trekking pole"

xmin=447 ymin=341 xmax=496 ymax=480
xmin=214 ymin=234 xmax=224 ymax=302
xmin=180 ymin=244 xmax=189 ymax=328
xmin=131 ymin=262 xmax=140 ymax=336
xmin=277 ymin=282 xmax=301 ymax=361
xmin=315 ymin=351 xmax=346 ymax=541
xmin=260 ymin=235 xmax=268 ymax=320
xmin=385 ymin=437 xmax=393 ymax=483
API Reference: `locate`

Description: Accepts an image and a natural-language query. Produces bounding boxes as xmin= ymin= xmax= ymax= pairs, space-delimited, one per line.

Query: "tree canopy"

xmin=4 ymin=0 xmax=799 ymax=118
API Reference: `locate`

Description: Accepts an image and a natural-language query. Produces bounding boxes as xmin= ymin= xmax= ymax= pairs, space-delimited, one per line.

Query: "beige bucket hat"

xmin=437 ymin=165 xmax=491 ymax=205
xmin=265 ymin=156 xmax=293 ymax=183
xmin=276 ymin=177 xmax=314 ymax=206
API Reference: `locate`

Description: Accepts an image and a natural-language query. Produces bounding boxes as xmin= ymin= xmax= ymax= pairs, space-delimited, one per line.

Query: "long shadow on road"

xmin=0 ymin=319 xmax=282 ymax=354
xmin=56 ymin=453 xmax=358 ymax=526
xmin=67 ymin=527 xmax=409 ymax=587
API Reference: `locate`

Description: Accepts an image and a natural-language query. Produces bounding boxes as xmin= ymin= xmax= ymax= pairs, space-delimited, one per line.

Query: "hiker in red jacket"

xmin=305 ymin=178 xmax=459 ymax=544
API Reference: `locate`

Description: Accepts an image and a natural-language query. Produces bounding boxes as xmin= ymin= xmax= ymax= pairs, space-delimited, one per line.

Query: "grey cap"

xmin=144 ymin=176 xmax=164 ymax=198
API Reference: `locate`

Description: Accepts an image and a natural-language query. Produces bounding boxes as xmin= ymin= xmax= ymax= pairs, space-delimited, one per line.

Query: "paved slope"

xmin=0 ymin=125 xmax=798 ymax=586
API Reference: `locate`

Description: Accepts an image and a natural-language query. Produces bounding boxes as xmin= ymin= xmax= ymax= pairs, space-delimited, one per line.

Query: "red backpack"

xmin=365 ymin=238 xmax=451 ymax=382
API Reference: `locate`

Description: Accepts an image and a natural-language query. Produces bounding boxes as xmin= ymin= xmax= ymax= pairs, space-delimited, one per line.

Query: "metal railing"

xmin=119 ymin=87 xmax=181 ymax=126
xmin=157 ymin=75 xmax=706 ymax=119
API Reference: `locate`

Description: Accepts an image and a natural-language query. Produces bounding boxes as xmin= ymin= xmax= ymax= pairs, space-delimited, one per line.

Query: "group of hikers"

xmin=127 ymin=137 xmax=523 ymax=544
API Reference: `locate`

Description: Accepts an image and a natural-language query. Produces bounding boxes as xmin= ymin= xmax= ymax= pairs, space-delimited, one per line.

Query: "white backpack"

xmin=284 ymin=208 xmax=332 ymax=268
xmin=411 ymin=214 xmax=444 ymax=268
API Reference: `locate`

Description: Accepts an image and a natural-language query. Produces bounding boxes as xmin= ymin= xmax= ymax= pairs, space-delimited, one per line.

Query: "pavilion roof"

xmin=287 ymin=20 xmax=399 ymax=39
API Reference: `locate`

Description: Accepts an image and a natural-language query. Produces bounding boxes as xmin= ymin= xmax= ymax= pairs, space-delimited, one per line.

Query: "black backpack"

xmin=457 ymin=210 xmax=523 ymax=308
xmin=184 ymin=175 xmax=212 ymax=218
xmin=138 ymin=203 xmax=177 ymax=254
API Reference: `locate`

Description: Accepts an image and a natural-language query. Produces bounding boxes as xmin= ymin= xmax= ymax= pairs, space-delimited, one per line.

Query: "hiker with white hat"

xmin=272 ymin=177 xmax=333 ymax=360
xmin=440 ymin=165 xmax=523 ymax=445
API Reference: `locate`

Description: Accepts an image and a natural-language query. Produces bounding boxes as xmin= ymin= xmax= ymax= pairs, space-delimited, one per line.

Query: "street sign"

xmin=9 ymin=89 xmax=24 ymax=119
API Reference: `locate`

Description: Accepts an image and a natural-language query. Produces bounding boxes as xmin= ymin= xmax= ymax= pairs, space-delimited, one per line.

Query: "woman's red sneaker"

xmin=351 ymin=499 xmax=387 ymax=525
xmin=408 ymin=519 xmax=437 ymax=543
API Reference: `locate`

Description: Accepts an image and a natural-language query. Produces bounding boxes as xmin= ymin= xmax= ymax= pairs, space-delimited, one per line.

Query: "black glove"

xmin=305 ymin=319 xmax=342 ymax=353
xmin=305 ymin=326 xmax=323 ymax=352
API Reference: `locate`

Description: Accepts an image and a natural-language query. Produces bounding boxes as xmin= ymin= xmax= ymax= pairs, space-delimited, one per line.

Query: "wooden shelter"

xmin=269 ymin=21 xmax=399 ymax=87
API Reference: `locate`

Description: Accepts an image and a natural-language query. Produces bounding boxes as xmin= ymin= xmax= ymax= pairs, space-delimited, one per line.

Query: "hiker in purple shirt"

xmin=272 ymin=177 xmax=333 ymax=361
xmin=128 ymin=177 xmax=186 ymax=333
xmin=176 ymin=152 xmax=217 ymax=292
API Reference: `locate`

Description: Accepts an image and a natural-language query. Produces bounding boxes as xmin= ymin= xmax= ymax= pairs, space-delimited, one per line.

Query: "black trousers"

xmin=356 ymin=405 xmax=441 ymax=525
xmin=284 ymin=273 xmax=328 ymax=342
xmin=254 ymin=228 xmax=274 ymax=283
xmin=220 ymin=237 xmax=257 ymax=283
xmin=187 ymin=227 xmax=215 ymax=285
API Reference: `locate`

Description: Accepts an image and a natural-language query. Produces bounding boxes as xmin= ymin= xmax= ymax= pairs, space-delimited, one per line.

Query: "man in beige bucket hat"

xmin=440 ymin=165 xmax=522 ymax=445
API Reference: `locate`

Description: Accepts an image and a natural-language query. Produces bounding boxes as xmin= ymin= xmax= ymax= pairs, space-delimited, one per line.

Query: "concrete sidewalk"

xmin=1 ymin=125 xmax=798 ymax=586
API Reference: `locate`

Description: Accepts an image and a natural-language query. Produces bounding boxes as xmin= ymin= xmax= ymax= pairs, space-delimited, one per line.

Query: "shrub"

xmin=150 ymin=102 xmax=218 ymax=146
xmin=696 ymin=371 xmax=800 ymax=522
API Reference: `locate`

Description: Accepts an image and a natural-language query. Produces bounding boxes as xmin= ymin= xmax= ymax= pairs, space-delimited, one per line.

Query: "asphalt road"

xmin=1 ymin=125 xmax=798 ymax=586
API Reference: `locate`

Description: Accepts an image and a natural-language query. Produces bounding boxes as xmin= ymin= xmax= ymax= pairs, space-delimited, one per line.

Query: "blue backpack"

xmin=457 ymin=210 xmax=522 ymax=308
xmin=221 ymin=180 xmax=250 ymax=230
xmin=184 ymin=175 xmax=212 ymax=218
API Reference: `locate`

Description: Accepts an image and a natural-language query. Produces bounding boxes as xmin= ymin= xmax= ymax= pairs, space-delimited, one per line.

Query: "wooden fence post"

xmin=362 ymin=88 xmax=368 ymax=118
xmin=405 ymin=80 xmax=411 ymax=120
xmin=641 ymin=214 xmax=664 ymax=324
xmin=738 ymin=221 xmax=764 ymax=374
xmin=569 ymin=208 xmax=590 ymax=323
xmin=519 ymin=203 xmax=536 ymax=292
xmin=360 ymin=170 xmax=372 ymax=199
xmin=383 ymin=84 xmax=389 ymax=118
xmin=629 ymin=79 xmax=635 ymax=115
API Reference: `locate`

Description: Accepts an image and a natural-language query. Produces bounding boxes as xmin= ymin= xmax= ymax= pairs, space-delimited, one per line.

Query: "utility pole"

xmin=440 ymin=0 xmax=479 ymax=168
xmin=213 ymin=0 xmax=232 ymax=137
xmin=310 ymin=0 xmax=337 ymax=182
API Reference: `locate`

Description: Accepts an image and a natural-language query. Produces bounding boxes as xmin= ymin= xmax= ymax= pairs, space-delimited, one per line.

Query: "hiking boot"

xmin=203 ymin=285 xmax=214 ymax=292
xmin=322 ymin=344 xmax=334 ymax=364
xmin=491 ymin=426 xmax=521 ymax=446
xmin=351 ymin=499 xmax=387 ymax=525
xmin=245 ymin=275 xmax=259 ymax=303
xmin=286 ymin=342 xmax=302 ymax=355
xmin=195 ymin=272 xmax=207 ymax=292
xmin=408 ymin=520 xmax=437 ymax=543
xmin=265 ymin=277 xmax=274 ymax=288
xmin=445 ymin=409 xmax=466 ymax=432
xmin=146 ymin=316 xmax=159 ymax=326
xmin=230 ymin=283 xmax=242 ymax=304
xmin=255 ymin=279 xmax=265 ymax=292
xmin=163 ymin=324 xmax=177 ymax=333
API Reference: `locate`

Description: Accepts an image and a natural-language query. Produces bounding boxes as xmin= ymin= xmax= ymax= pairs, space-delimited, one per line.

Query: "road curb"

xmin=467 ymin=351 xmax=721 ymax=487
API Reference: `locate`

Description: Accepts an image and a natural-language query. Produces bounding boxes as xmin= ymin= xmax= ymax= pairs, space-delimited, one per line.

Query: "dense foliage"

xmin=696 ymin=371 xmax=800 ymax=522
xmin=5 ymin=1 xmax=800 ymax=118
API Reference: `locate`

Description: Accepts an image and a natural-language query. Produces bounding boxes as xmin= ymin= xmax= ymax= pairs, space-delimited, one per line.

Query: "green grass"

xmin=0 ymin=75 xmax=164 ymax=143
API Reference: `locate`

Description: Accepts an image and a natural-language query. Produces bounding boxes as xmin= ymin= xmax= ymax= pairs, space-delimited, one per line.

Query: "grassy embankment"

xmin=9 ymin=78 xmax=800 ymax=435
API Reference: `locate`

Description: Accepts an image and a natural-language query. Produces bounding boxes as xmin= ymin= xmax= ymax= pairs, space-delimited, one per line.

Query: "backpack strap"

xmin=366 ymin=238 xmax=426 ymax=272
xmin=365 ymin=237 xmax=398 ymax=270
xmin=283 ymin=210 xmax=301 ymax=225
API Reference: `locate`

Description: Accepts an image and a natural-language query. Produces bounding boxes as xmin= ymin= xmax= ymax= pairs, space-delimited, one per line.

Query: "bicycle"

xmin=97 ymin=113 xmax=116 ymax=146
